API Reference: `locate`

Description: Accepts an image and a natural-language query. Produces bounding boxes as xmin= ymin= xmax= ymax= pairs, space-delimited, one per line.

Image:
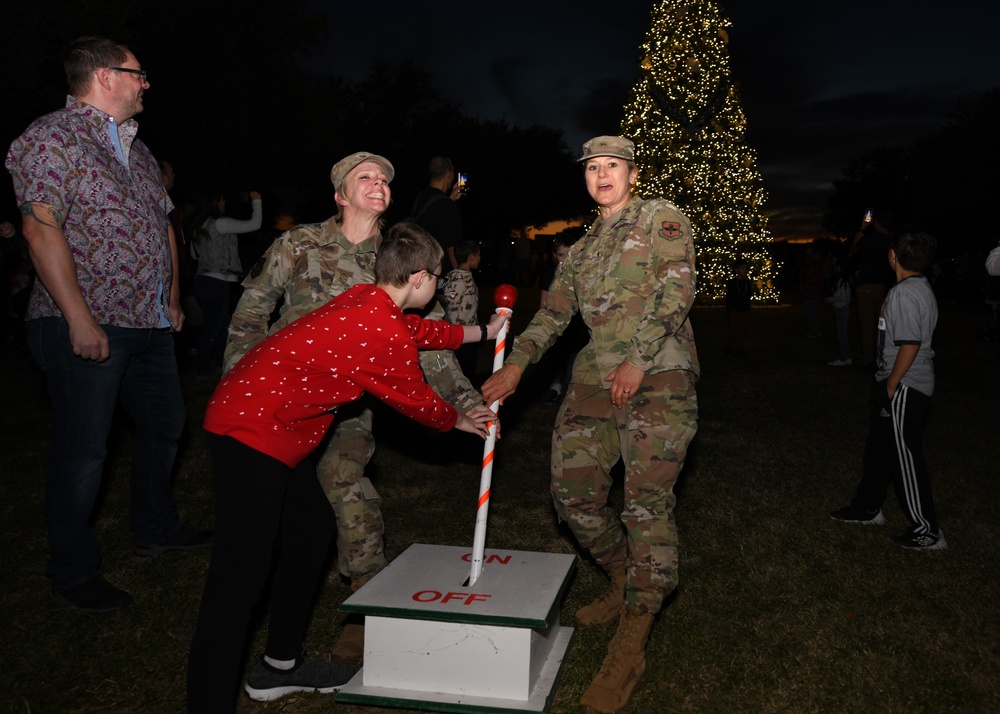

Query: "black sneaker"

xmin=54 ymin=575 xmax=134 ymax=612
xmin=134 ymin=525 xmax=212 ymax=557
xmin=892 ymin=527 xmax=947 ymax=550
xmin=244 ymin=655 xmax=356 ymax=702
xmin=830 ymin=504 xmax=886 ymax=525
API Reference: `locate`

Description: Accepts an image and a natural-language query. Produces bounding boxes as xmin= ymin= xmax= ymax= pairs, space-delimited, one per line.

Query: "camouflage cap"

xmin=330 ymin=152 xmax=395 ymax=191
xmin=578 ymin=135 xmax=635 ymax=163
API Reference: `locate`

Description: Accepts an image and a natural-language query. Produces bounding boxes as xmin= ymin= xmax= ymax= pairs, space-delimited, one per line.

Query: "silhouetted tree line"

xmin=0 ymin=0 xmax=592 ymax=275
xmin=823 ymin=89 xmax=999 ymax=259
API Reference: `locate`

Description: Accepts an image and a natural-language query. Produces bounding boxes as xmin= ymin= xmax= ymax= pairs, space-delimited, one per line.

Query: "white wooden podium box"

xmin=336 ymin=543 xmax=576 ymax=712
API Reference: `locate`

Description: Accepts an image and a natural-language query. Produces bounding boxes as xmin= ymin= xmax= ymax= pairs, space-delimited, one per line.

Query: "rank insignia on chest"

xmin=660 ymin=221 xmax=682 ymax=239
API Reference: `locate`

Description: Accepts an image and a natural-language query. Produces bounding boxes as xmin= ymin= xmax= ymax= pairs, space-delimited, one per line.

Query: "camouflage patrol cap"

xmin=578 ymin=135 xmax=635 ymax=163
xmin=330 ymin=152 xmax=395 ymax=192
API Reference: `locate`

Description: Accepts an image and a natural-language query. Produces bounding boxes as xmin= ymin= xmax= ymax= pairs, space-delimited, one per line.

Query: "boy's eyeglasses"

xmin=412 ymin=269 xmax=444 ymax=281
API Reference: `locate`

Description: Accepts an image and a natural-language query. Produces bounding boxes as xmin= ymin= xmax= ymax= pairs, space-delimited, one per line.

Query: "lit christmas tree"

xmin=621 ymin=0 xmax=780 ymax=303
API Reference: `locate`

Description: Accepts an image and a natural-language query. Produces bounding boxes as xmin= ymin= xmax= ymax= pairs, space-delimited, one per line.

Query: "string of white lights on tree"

xmin=621 ymin=0 xmax=781 ymax=303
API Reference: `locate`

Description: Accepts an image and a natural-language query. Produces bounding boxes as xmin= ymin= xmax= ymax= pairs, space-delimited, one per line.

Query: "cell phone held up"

xmin=457 ymin=172 xmax=469 ymax=193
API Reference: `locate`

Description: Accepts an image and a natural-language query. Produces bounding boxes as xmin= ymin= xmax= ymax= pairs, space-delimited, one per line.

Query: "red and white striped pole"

xmin=469 ymin=284 xmax=518 ymax=587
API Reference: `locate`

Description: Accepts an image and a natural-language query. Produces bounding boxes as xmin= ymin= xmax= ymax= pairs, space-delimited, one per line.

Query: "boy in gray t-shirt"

xmin=831 ymin=231 xmax=945 ymax=550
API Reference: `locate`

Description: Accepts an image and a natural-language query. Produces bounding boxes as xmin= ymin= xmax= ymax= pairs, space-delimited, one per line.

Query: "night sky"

xmin=306 ymin=0 xmax=999 ymax=241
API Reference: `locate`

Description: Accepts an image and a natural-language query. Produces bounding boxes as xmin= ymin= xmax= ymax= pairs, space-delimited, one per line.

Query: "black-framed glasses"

xmin=413 ymin=269 xmax=444 ymax=280
xmin=108 ymin=67 xmax=148 ymax=82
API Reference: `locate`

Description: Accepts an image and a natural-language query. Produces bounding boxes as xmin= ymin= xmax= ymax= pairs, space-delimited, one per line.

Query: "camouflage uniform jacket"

xmin=225 ymin=216 xmax=480 ymax=409
xmin=441 ymin=268 xmax=479 ymax=326
xmin=507 ymin=195 xmax=699 ymax=386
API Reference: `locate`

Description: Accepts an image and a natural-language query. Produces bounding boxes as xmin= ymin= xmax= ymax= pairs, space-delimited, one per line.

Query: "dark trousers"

xmin=854 ymin=381 xmax=938 ymax=533
xmin=192 ymin=275 xmax=234 ymax=376
xmin=187 ymin=434 xmax=337 ymax=713
xmin=26 ymin=317 xmax=185 ymax=590
xmin=833 ymin=304 xmax=851 ymax=361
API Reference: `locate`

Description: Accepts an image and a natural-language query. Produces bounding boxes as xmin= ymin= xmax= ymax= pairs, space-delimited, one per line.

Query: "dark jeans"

xmin=26 ymin=317 xmax=186 ymax=590
xmin=192 ymin=275 xmax=235 ymax=376
xmin=187 ymin=434 xmax=337 ymax=713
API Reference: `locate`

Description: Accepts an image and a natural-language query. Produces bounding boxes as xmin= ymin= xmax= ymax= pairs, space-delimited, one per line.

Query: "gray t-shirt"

xmin=875 ymin=275 xmax=937 ymax=396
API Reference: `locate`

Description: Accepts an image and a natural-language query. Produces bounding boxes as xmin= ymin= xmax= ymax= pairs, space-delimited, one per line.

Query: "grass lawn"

xmin=1 ymin=290 xmax=997 ymax=713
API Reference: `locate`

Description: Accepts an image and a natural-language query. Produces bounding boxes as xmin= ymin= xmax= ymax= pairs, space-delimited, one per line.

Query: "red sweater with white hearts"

xmin=204 ymin=284 xmax=462 ymax=467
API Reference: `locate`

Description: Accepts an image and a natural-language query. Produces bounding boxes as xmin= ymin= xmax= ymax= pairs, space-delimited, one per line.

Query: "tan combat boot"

xmin=576 ymin=563 xmax=628 ymax=626
xmin=579 ymin=605 xmax=654 ymax=713
xmin=330 ymin=573 xmax=376 ymax=662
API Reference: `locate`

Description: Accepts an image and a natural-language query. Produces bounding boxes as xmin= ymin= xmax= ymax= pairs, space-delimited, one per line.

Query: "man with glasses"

xmin=5 ymin=36 xmax=209 ymax=613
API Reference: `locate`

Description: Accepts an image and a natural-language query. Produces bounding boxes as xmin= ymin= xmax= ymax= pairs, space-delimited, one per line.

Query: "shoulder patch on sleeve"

xmin=249 ymin=254 xmax=267 ymax=279
xmin=660 ymin=221 xmax=682 ymax=240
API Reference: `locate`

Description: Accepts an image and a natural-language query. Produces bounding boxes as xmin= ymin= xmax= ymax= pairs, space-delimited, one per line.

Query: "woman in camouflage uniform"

xmin=222 ymin=152 xmax=482 ymax=662
xmin=482 ymin=136 xmax=699 ymax=714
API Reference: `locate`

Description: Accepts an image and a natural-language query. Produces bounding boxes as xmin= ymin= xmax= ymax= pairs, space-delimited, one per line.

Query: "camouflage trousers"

xmin=551 ymin=369 xmax=698 ymax=614
xmin=315 ymin=400 xmax=386 ymax=581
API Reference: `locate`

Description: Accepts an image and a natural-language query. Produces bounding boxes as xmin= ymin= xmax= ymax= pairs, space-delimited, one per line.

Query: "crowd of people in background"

xmin=769 ymin=220 xmax=1000 ymax=366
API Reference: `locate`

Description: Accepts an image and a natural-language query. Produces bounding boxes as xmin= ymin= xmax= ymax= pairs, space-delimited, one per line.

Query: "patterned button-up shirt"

xmin=6 ymin=97 xmax=175 ymax=328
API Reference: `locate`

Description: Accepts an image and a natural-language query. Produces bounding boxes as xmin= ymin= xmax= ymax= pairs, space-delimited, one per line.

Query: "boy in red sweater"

xmin=187 ymin=222 xmax=506 ymax=711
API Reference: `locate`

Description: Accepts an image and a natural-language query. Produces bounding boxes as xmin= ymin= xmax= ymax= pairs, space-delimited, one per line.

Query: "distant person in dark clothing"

xmin=725 ymin=257 xmax=753 ymax=356
xmin=2 ymin=219 xmax=34 ymax=346
xmin=826 ymin=254 xmax=854 ymax=366
xmin=852 ymin=212 xmax=894 ymax=369
xmin=800 ymin=246 xmax=824 ymax=339
xmin=158 ymin=159 xmax=194 ymax=289
xmin=191 ymin=190 xmax=263 ymax=377
xmin=412 ymin=156 xmax=465 ymax=269
xmin=158 ymin=159 xmax=198 ymax=357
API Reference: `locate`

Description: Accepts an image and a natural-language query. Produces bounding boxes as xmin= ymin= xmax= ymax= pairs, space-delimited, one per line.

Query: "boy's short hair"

xmin=376 ymin=222 xmax=444 ymax=287
xmin=454 ymin=240 xmax=480 ymax=266
xmin=892 ymin=231 xmax=936 ymax=273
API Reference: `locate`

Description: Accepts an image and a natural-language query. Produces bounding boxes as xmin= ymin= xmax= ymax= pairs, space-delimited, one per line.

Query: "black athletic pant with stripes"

xmin=854 ymin=381 xmax=939 ymax=534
